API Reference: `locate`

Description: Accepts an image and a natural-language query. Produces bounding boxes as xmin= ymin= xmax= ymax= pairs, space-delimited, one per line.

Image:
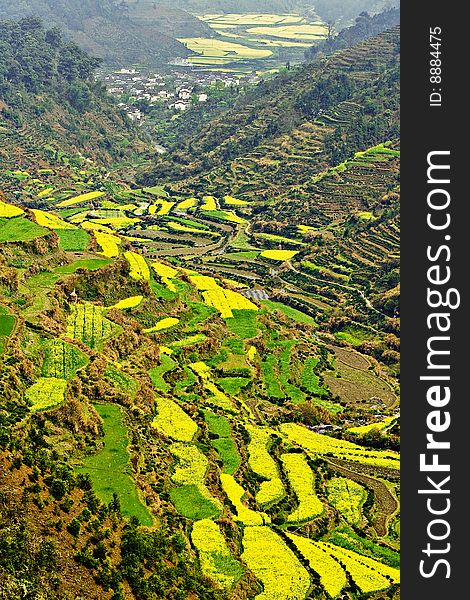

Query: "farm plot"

xmin=324 ymin=361 xmax=396 ymax=407
xmin=316 ymin=541 xmax=400 ymax=593
xmin=241 ymin=526 xmax=310 ymax=600
xmin=108 ymin=295 xmax=143 ymax=310
xmin=152 ymin=397 xmax=197 ymax=442
xmin=124 ymin=251 xmax=150 ymax=280
xmin=204 ymin=411 xmax=241 ymax=475
xmin=144 ymin=317 xmax=179 ymax=333
xmin=247 ymin=23 xmax=328 ymax=40
xmin=180 ymin=38 xmax=272 ymax=65
xmin=245 ymin=425 xmax=285 ymax=507
xmin=279 ymin=423 xmax=399 ymax=470
xmin=287 ymin=533 xmax=347 ymax=599
xmin=190 ymin=361 xmax=237 ymax=413
xmin=220 ymin=474 xmax=269 ymax=526
xmin=30 ymin=209 xmax=76 ymax=230
xmin=347 ymin=416 xmax=396 ymax=435
xmin=326 ymin=477 xmax=367 ymax=526
xmin=94 ymin=230 xmax=121 ymax=257
xmin=149 ymin=354 xmax=177 ymax=392
xmin=0 ymin=216 xmax=48 ymax=242
xmin=0 ymin=199 xmax=24 ymax=217
xmin=42 ymin=339 xmax=88 ymax=379
xmin=151 ymin=261 xmax=179 ymax=292
xmin=169 ymin=442 xmax=221 ymax=519
xmin=56 ymin=228 xmax=90 ymax=251
xmin=261 ymin=300 xmax=315 ymax=325
xmin=0 ymin=306 xmax=15 ymax=354
xmin=56 ymin=191 xmax=105 ymax=207
xmin=65 ymin=303 xmax=119 ymax=349
xmin=77 ymin=404 xmax=152 ymax=525
xmin=281 ymin=453 xmax=323 ymax=522
xmin=191 ymin=519 xmax=244 ymax=589
xmin=25 ymin=377 xmax=67 ymax=412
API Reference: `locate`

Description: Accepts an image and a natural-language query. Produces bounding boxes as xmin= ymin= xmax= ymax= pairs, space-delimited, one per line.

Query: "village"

xmin=98 ymin=65 xmax=262 ymax=123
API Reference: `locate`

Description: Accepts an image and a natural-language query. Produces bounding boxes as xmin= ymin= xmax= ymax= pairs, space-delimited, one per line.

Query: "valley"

xmin=1 ymin=9 xmax=400 ymax=600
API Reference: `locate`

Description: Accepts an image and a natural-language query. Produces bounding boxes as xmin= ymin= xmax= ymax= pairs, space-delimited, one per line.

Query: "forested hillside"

xmin=0 ymin=18 xmax=144 ymax=166
xmin=305 ymin=8 xmax=400 ymax=60
xmin=0 ymin=0 xmax=210 ymax=66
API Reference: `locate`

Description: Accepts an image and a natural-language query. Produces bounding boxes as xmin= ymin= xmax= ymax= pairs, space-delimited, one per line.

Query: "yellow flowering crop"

xmin=247 ymin=345 xmax=257 ymax=361
xmin=201 ymin=196 xmax=217 ymax=211
xmin=170 ymin=442 xmax=222 ymax=509
xmin=37 ymin=187 xmax=54 ymax=198
xmin=152 ymin=398 xmax=198 ymax=442
xmin=326 ymin=477 xmax=366 ymax=526
xmin=223 ymin=195 xmax=249 ymax=206
xmin=279 ymin=423 xmax=399 ymax=470
xmin=31 ymin=209 xmax=76 ymax=230
xmin=26 ymin=377 xmax=67 ymax=412
xmin=175 ymin=197 xmax=197 ymax=210
xmin=287 ymin=533 xmax=347 ymax=598
xmin=241 ymin=527 xmax=310 ymax=600
xmin=124 ymin=251 xmax=150 ymax=280
xmin=219 ymin=474 xmax=268 ymax=526
xmin=191 ymin=520 xmax=242 ymax=588
xmin=0 ymin=200 xmax=24 ymax=217
xmin=281 ymin=453 xmax=323 ymax=522
xmin=143 ymin=317 xmax=179 ymax=333
xmin=245 ymin=425 xmax=285 ymax=506
xmin=347 ymin=416 xmax=396 ymax=435
xmin=317 ymin=542 xmax=400 ymax=593
xmin=260 ymin=250 xmax=298 ymax=261
xmin=108 ymin=295 xmax=143 ymax=310
xmin=56 ymin=191 xmax=105 ymax=207
xmin=94 ymin=230 xmax=121 ymax=257
xmin=89 ymin=217 xmax=140 ymax=229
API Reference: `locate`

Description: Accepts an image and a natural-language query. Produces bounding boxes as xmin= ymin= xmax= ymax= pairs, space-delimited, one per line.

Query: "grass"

xmin=330 ymin=526 xmax=400 ymax=569
xmin=261 ymin=300 xmax=315 ymax=325
xmin=104 ymin=364 xmax=139 ymax=396
xmin=77 ymin=404 xmax=153 ymax=526
xmin=261 ymin=355 xmax=283 ymax=399
xmin=149 ymin=354 xmax=177 ymax=392
xmin=57 ymin=228 xmax=90 ymax=251
xmin=301 ymin=357 xmax=328 ymax=396
xmin=216 ymin=377 xmax=250 ymax=395
xmin=0 ymin=217 xmax=48 ymax=242
xmin=213 ymin=438 xmax=241 ymax=475
xmin=55 ymin=258 xmax=112 ymax=274
xmin=169 ymin=485 xmax=221 ymax=520
xmin=225 ymin=309 xmax=258 ymax=338
xmin=204 ymin=411 xmax=231 ymax=437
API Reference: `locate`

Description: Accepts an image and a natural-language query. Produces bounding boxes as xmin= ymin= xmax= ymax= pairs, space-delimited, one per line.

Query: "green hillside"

xmin=0 ymin=0 xmax=211 ymax=66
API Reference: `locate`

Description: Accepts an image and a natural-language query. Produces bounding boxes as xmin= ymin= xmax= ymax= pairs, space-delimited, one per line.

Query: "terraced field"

xmin=0 ymin=25 xmax=400 ymax=600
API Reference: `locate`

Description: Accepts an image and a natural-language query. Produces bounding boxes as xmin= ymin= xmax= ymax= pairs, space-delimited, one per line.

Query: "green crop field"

xmin=77 ymin=404 xmax=153 ymax=526
xmin=0 ymin=216 xmax=48 ymax=242
xmin=56 ymin=228 xmax=90 ymax=251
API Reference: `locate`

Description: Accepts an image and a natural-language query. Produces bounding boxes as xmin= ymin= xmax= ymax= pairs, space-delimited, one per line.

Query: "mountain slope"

xmin=0 ymin=0 xmax=211 ymax=66
xmin=0 ymin=18 xmax=145 ymax=168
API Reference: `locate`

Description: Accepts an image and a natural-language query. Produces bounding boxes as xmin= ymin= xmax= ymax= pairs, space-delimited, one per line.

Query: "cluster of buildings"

xmin=98 ymin=67 xmax=252 ymax=121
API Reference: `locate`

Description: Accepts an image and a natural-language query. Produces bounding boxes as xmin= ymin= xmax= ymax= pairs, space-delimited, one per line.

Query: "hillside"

xmin=1 ymin=21 xmax=400 ymax=600
xmin=0 ymin=18 xmax=146 ymax=169
xmin=0 ymin=0 xmax=211 ymax=66
xmin=305 ymin=7 xmax=400 ymax=60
